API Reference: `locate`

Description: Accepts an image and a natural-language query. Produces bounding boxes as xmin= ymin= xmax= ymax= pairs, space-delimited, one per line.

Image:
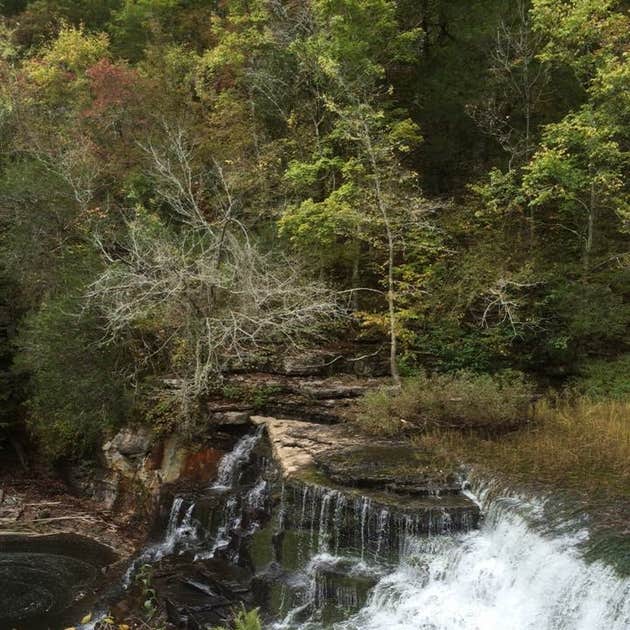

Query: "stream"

xmin=119 ymin=429 xmax=630 ymax=630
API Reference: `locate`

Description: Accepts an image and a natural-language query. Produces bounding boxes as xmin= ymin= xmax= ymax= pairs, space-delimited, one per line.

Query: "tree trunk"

xmin=351 ymin=239 xmax=360 ymax=312
xmin=363 ymin=125 xmax=401 ymax=387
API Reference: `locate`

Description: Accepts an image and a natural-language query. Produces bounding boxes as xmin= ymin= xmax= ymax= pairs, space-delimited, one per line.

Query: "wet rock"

xmin=102 ymin=428 xmax=232 ymax=511
xmin=180 ymin=447 xmax=225 ymax=483
xmin=153 ymin=556 xmax=261 ymax=629
xmin=319 ymin=445 xmax=463 ymax=495
xmin=253 ymin=416 xmax=479 ymax=530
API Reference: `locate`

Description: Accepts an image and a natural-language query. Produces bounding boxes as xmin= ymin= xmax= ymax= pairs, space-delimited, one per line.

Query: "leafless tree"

xmin=478 ymin=276 xmax=541 ymax=336
xmin=89 ymin=126 xmax=342 ymax=410
xmin=469 ymin=0 xmax=549 ymax=169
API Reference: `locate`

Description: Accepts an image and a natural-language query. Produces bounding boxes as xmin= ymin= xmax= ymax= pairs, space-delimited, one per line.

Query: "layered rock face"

xmin=205 ymin=373 xmax=388 ymax=425
xmin=97 ymin=373 xmax=389 ymax=511
xmin=134 ymin=417 xmax=480 ymax=629
xmin=253 ymin=415 xmax=479 ymax=536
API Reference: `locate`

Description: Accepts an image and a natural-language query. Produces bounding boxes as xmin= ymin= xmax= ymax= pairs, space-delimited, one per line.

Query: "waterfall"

xmin=123 ymin=497 xmax=198 ymax=587
xmin=334 ymin=488 xmax=630 ymax=630
xmin=118 ymin=431 xmax=628 ymax=630
xmin=212 ymin=427 xmax=263 ymax=490
xmin=124 ymin=430 xmax=266 ymax=576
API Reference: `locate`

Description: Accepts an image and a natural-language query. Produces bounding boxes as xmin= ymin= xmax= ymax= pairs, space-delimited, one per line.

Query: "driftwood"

xmin=31 ymin=515 xmax=98 ymax=523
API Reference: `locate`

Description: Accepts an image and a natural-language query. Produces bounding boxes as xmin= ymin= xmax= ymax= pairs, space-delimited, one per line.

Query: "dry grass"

xmin=413 ymin=397 xmax=630 ymax=499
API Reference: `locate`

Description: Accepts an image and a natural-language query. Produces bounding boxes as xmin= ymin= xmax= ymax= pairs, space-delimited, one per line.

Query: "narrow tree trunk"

xmin=351 ymin=239 xmax=360 ymax=312
xmin=363 ymin=125 xmax=401 ymax=387
xmin=584 ymin=189 xmax=594 ymax=273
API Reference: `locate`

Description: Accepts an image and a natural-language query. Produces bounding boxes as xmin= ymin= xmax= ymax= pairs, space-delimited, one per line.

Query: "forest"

xmin=1 ymin=0 xmax=627 ymax=460
xmin=0 ymin=2 xmax=628 ymax=629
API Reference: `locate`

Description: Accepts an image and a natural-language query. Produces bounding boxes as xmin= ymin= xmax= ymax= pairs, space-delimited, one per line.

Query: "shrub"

xmin=357 ymin=370 xmax=534 ymax=436
xmin=571 ymin=355 xmax=630 ymax=401
xmin=214 ymin=607 xmax=262 ymax=630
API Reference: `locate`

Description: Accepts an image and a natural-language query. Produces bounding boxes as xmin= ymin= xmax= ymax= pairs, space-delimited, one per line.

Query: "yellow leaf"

xmin=81 ymin=612 xmax=93 ymax=624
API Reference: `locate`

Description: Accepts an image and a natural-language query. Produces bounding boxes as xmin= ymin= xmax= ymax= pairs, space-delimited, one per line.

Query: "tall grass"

xmin=413 ymin=397 xmax=630 ymax=498
xmin=356 ymin=371 xmax=629 ymax=497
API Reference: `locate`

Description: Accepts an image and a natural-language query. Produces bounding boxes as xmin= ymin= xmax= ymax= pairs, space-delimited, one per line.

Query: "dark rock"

xmin=153 ymin=555 xmax=261 ymax=629
xmin=317 ymin=444 xmax=463 ymax=496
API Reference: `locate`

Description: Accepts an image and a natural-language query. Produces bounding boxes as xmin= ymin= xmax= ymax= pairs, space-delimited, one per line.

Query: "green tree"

xmin=523 ymin=107 xmax=628 ymax=271
xmin=14 ymin=274 xmax=129 ymax=459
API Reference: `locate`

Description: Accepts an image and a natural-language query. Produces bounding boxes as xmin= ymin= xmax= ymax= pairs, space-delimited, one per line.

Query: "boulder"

xmin=107 ymin=426 xmax=153 ymax=457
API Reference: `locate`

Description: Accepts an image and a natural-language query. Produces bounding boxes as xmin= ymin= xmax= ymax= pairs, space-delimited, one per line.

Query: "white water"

xmin=119 ymin=432 xmax=629 ymax=630
xmin=212 ymin=427 xmax=263 ymax=490
xmin=335 ymin=490 xmax=630 ymax=630
xmin=125 ymin=429 xmax=263 ymax=577
xmin=122 ymin=497 xmax=197 ymax=587
xmin=195 ymin=430 xmax=265 ymax=560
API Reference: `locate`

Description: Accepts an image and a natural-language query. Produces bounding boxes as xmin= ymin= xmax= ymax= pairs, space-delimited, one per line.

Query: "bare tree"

xmin=478 ymin=275 xmax=541 ymax=336
xmin=89 ymin=127 xmax=342 ymax=410
xmin=469 ymin=0 xmax=549 ymax=169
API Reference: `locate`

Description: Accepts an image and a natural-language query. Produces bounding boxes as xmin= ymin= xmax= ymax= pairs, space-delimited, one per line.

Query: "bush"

xmin=214 ymin=607 xmax=262 ymax=630
xmin=357 ymin=370 xmax=534 ymax=436
xmin=571 ymin=355 xmax=630 ymax=401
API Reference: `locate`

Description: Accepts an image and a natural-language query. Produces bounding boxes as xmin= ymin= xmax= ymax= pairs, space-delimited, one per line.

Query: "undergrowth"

xmin=356 ymin=370 xmax=534 ymax=436
xmin=356 ymin=371 xmax=629 ymax=498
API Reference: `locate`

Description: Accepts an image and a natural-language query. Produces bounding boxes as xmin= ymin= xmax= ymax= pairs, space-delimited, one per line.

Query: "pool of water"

xmin=0 ymin=533 xmax=117 ymax=629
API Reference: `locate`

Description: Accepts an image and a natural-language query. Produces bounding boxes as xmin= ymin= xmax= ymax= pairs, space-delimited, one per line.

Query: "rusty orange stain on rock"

xmin=180 ymin=447 xmax=224 ymax=483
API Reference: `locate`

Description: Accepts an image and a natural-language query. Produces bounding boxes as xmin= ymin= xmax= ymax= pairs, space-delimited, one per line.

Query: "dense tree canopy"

xmin=0 ymin=0 xmax=627 ymax=458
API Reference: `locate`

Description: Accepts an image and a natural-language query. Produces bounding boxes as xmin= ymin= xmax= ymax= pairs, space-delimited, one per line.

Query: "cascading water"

xmin=117 ymin=430 xmax=629 ymax=629
xmin=126 ymin=428 xmax=265 ymax=579
xmin=212 ymin=427 xmax=264 ymax=490
xmin=123 ymin=496 xmax=198 ymax=587
xmin=332 ymin=486 xmax=630 ymax=630
xmin=270 ymin=480 xmax=629 ymax=629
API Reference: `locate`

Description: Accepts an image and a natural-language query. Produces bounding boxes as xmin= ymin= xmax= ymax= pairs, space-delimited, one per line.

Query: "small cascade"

xmin=247 ymin=479 xmax=270 ymax=511
xmin=123 ymin=497 xmax=198 ymax=587
xmin=128 ymin=428 xmax=263 ymax=579
xmin=212 ymin=427 xmax=263 ymax=490
xmin=279 ymin=481 xmax=476 ymax=566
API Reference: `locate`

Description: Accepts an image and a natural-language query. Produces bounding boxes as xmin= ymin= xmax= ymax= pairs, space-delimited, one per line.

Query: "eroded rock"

xmin=101 ymin=428 xmax=234 ymax=511
xmin=252 ymin=416 xmax=479 ymax=522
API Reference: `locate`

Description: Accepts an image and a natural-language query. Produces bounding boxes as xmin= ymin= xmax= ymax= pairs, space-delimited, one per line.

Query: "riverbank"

xmin=0 ymin=468 xmax=142 ymax=558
